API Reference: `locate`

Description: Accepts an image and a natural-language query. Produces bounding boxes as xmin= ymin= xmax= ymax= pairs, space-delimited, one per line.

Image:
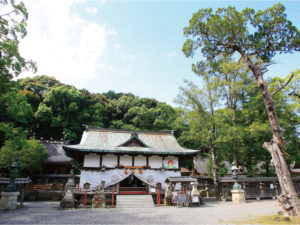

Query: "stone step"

xmin=117 ymin=195 xmax=154 ymax=208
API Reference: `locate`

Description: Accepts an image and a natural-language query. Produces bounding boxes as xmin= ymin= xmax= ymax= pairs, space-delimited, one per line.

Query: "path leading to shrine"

xmin=0 ymin=199 xmax=278 ymax=224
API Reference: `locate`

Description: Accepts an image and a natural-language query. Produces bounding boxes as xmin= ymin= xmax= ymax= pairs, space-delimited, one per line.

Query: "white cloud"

xmin=86 ymin=6 xmax=98 ymax=14
xmin=19 ymin=0 xmax=116 ymax=83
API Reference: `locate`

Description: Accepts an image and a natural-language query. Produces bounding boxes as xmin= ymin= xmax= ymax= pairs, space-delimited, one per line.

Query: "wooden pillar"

xmin=117 ymin=183 xmax=120 ymax=193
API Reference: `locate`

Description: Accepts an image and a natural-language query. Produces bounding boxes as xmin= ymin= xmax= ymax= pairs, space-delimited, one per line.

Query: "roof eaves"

xmin=63 ymin=145 xmax=200 ymax=155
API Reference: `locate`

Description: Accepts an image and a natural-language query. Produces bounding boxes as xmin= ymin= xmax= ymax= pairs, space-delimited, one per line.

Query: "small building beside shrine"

xmin=63 ymin=126 xmax=200 ymax=192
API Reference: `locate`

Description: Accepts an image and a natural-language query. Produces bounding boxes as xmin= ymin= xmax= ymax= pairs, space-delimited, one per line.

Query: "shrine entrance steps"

xmin=116 ymin=195 xmax=154 ymax=208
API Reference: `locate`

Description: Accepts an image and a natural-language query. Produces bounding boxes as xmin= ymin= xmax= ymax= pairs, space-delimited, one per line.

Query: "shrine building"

xmin=63 ymin=126 xmax=200 ymax=193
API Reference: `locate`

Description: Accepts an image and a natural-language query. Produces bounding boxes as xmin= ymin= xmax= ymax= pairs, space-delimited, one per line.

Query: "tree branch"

xmin=272 ymin=73 xmax=294 ymax=97
xmin=0 ymin=10 xmax=16 ymax=18
xmin=288 ymin=91 xmax=300 ymax=99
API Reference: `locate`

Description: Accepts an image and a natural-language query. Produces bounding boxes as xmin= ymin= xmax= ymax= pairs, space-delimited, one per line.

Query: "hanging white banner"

xmin=80 ymin=169 xmax=130 ymax=189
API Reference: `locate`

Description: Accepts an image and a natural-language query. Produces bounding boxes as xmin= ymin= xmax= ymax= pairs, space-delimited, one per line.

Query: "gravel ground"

xmin=0 ymin=199 xmax=278 ymax=224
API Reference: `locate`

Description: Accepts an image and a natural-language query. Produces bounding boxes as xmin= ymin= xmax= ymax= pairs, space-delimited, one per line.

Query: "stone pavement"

xmin=0 ymin=199 xmax=278 ymax=224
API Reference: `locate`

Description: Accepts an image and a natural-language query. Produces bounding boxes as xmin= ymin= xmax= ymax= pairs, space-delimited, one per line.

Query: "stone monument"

xmin=0 ymin=159 xmax=21 ymax=211
xmin=231 ymin=162 xmax=245 ymax=203
xmin=92 ymin=181 xmax=106 ymax=208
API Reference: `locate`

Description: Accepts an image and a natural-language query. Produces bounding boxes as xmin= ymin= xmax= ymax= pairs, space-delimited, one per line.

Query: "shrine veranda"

xmin=62 ymin=126 xmax=200 ymax=192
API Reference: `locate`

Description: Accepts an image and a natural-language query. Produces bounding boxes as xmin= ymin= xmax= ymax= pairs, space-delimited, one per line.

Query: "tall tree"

xmin=0 ymin=1 xmax=48 ymax=175
xmin=218 ymin=59 xmax=252 ymax=166
xmin=183 ymin=3 xmax=300 ymax=215
xmin=176 ymin=76 xmax=221 ymax=200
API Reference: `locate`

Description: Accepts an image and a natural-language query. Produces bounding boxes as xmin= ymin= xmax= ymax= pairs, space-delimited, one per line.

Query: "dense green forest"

xmin=0 ymin=1 xmax=299 ymax=178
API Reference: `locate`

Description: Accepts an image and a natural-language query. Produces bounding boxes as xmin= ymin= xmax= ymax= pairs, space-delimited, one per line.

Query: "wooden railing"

xmin=25 ymin=183 xmax=64 ymax=191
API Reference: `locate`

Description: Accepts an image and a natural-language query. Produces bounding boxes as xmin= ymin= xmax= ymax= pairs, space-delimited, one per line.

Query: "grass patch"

xmin=228 ymin=214 xmax=300 ymax=224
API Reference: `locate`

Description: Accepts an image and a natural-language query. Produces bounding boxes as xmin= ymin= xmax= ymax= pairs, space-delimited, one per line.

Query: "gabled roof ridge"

xmin=82 ymin=124 xmax=174 ymax=135
xmin=118 ymin=132 xmax=149 ymax=148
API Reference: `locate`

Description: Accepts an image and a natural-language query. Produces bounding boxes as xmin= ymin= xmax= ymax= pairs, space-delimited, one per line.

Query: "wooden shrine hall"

xmin=63 ymin=126 xmax=200 ymax=193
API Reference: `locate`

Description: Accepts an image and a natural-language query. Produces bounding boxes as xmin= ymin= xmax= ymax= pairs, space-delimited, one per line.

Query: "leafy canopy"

xmin=183 ymin=3 xmax=300 ymax=65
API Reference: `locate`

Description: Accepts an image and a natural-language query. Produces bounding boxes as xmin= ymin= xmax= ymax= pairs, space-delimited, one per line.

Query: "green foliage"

xmin=0 ymin=0 xmax=36 ymax=93
xmin=35 ymin=86 xmax=89 ymax=141
xmin=183 ymin=3 xmax=300 ymax=65
xmin=0 ymin=137 xmax=48 ymax=175
xmin=18 ymin=75 xmax=62 ymax=97
xmin=19 ymin=139 xmax=49 ymax=173
xmin=0 ymin=86 xmax=33 ymax=127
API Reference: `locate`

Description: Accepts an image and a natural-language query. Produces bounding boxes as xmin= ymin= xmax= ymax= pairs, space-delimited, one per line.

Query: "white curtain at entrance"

xmin=80 ymin=169 xmax=180 ymax=190
xmin=134 ymin=169 xmax=180 ymax=190
xmin=80 ymin=169 xmax=130 ymax=189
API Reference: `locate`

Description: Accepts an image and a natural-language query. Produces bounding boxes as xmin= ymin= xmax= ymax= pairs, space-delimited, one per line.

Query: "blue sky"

xmin=19 ymin=0 xmax=300 ymax=106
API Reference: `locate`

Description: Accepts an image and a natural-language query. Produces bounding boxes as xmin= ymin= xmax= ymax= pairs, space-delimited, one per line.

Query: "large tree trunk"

xmin=232 ymin=105 xmax=238 ymax=166
xmin=209 ymin=99 xmax=220 ymax=200
xmin=243 ymin=54 xmax=300 ymax=216
xmin=211 ymin=127 xmax=220 ymax=200
xmin=263 ymin=142 xmax=300 ymax=216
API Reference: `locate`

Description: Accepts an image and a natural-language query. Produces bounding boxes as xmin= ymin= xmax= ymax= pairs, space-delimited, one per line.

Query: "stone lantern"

xmin=190 ymin=181 xmax=202 ymax=205
xmin=230 ymin=162 xmax=245 ymax=203
xmin=0 ymin=158 xmax=21 ymax=210
xmin=60 ymin=168 xmax=75 ymax=209
xmin=231 ymin=162 xmax=242 ymax=190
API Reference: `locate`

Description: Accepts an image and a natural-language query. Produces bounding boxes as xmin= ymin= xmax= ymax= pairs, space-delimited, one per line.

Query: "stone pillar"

xmin=0 ymin=192 xmax=19 ymax=211
xmin=231 ymin=189 xmax=246 ymax=203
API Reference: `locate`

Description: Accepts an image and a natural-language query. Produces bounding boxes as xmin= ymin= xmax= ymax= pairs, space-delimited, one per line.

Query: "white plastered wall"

xmin=83 ymin=153 xmax=100 ymax=167
xmin=102 ymin=154 xmax=118 ymax=167
xmin=148 ymin=155 xmax=162 ymax=168
xmin=120 ymin=155 xmax=132 ymax=166
xmin=134 ymin=155 xmax=146 ymax=166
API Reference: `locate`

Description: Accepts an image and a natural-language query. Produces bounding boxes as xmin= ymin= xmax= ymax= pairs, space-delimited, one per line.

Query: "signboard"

xmin=163 ymin=158 xmax=178 ymax=169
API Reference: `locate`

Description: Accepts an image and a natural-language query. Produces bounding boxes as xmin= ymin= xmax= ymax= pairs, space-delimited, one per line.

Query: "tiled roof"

xmin=41 ymin=140 xmax=72 ymax=163
xmin=63 ymin=126 xmax=200 ymax=156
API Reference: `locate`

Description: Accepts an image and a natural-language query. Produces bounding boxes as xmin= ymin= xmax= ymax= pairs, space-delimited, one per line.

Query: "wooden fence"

xmin=218 ymin=176 xmax=300 ymax=200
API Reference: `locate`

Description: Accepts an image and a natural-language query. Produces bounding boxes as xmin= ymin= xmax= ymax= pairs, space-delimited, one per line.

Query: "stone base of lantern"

xmin=231 ymin=189 xmax=246 ymax=203
xmin=163 ymin=198 xmax=173 ymax=206
xmin=60 ymin=188 xmax=74 ymax=209
xmin=0 ymin=192 xmax=19 ymax=211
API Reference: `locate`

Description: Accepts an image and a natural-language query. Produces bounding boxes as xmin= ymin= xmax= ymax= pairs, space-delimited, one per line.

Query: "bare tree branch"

xmin=272 ymin=73 xmax=294 ymax=97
